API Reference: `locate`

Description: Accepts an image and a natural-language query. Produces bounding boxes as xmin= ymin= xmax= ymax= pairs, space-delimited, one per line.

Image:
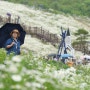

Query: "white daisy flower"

xmin=11 ymin=75 xmax=22 ymax=82
xmin=12 ymin=56 xmax=22 ymax=63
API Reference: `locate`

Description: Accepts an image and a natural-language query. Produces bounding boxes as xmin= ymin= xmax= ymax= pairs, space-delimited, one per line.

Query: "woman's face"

xmin=12 ymin=32 xmax=18 ymax=38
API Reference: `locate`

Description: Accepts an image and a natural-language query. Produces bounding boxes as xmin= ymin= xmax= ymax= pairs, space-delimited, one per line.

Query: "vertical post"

xmin=43 ymin=30 xmax=44 ymax=36
xmin=56 ymin=37 xmax=58 ymax=43
xmin=0 ymin=16 xmax=2 ymax=22
xmin=54 ymin=34 xmax=56 ymax=43
xmin=7 ymin=13 xmax=11 ymax=23
xmin=15 ymin=18 xmax=17 ymax=23
xmin=9 ymin=15 xmax=11 ymax=23
xmin=48 ymin=31 xmax=49 ymax=41
xmin=41 ymin=27 xmax=42 ymax=35
xmin=17 ymin=16 xmax=20 ymax=24
xmin=80 ymin=34 xmax=82 ymax=51
xmin=29 ymin=26 xmax=31 ymax=35
xmin=35 ymin=27 xmax=37 ymax=35
xmin=84 ymin=35 xmax=86 ymax=55
xmin=50 ymin=34 xmax=51 ymax=41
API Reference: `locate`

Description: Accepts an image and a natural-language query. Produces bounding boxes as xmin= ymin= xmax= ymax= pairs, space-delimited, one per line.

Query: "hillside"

xmin=1 ymin=1 xmax=90 ymax=90
xmin=0 ymin=1 xmax=89 ymax=56
xmin=5 ymin=0 xmax=90 ymax=17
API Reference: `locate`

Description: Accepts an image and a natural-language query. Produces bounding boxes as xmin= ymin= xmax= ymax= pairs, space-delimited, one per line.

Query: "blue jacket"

xmin=5 ymin=38 xmax=20 ymax=55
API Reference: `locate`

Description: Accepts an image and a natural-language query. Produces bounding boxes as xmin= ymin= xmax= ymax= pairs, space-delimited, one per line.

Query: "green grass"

xmin=0 ymin=48 xmax=6 ymax=63
xmin=0 ymin=49 xmax=90 ymax=90
xmin=5 ymin=0 xmax=90 ymax=17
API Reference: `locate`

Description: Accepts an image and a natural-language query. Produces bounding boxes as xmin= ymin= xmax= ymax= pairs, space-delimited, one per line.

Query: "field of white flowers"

xmin=0 ymin=1 xmax=90 ymax=90
xmin=0 ymin=1 xmax=90 ymax=35
xmin=0 ymin=48 xmax=90 ymax=90
xmin=0 ymin=1 xmax=89 ymax=56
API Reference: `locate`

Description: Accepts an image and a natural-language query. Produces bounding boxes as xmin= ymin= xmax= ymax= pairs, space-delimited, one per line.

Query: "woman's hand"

xmin=6 ymin=42 xmax=15 ymax=49
xmin=11 ymin=42 xmax=15 ymax=46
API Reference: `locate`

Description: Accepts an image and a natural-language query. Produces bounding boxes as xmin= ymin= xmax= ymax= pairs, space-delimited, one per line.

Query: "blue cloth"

xmin=5 ymin=38 xmax=20 ymax=55
xmin=61 ymin=54 xmax=73 ymax=58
